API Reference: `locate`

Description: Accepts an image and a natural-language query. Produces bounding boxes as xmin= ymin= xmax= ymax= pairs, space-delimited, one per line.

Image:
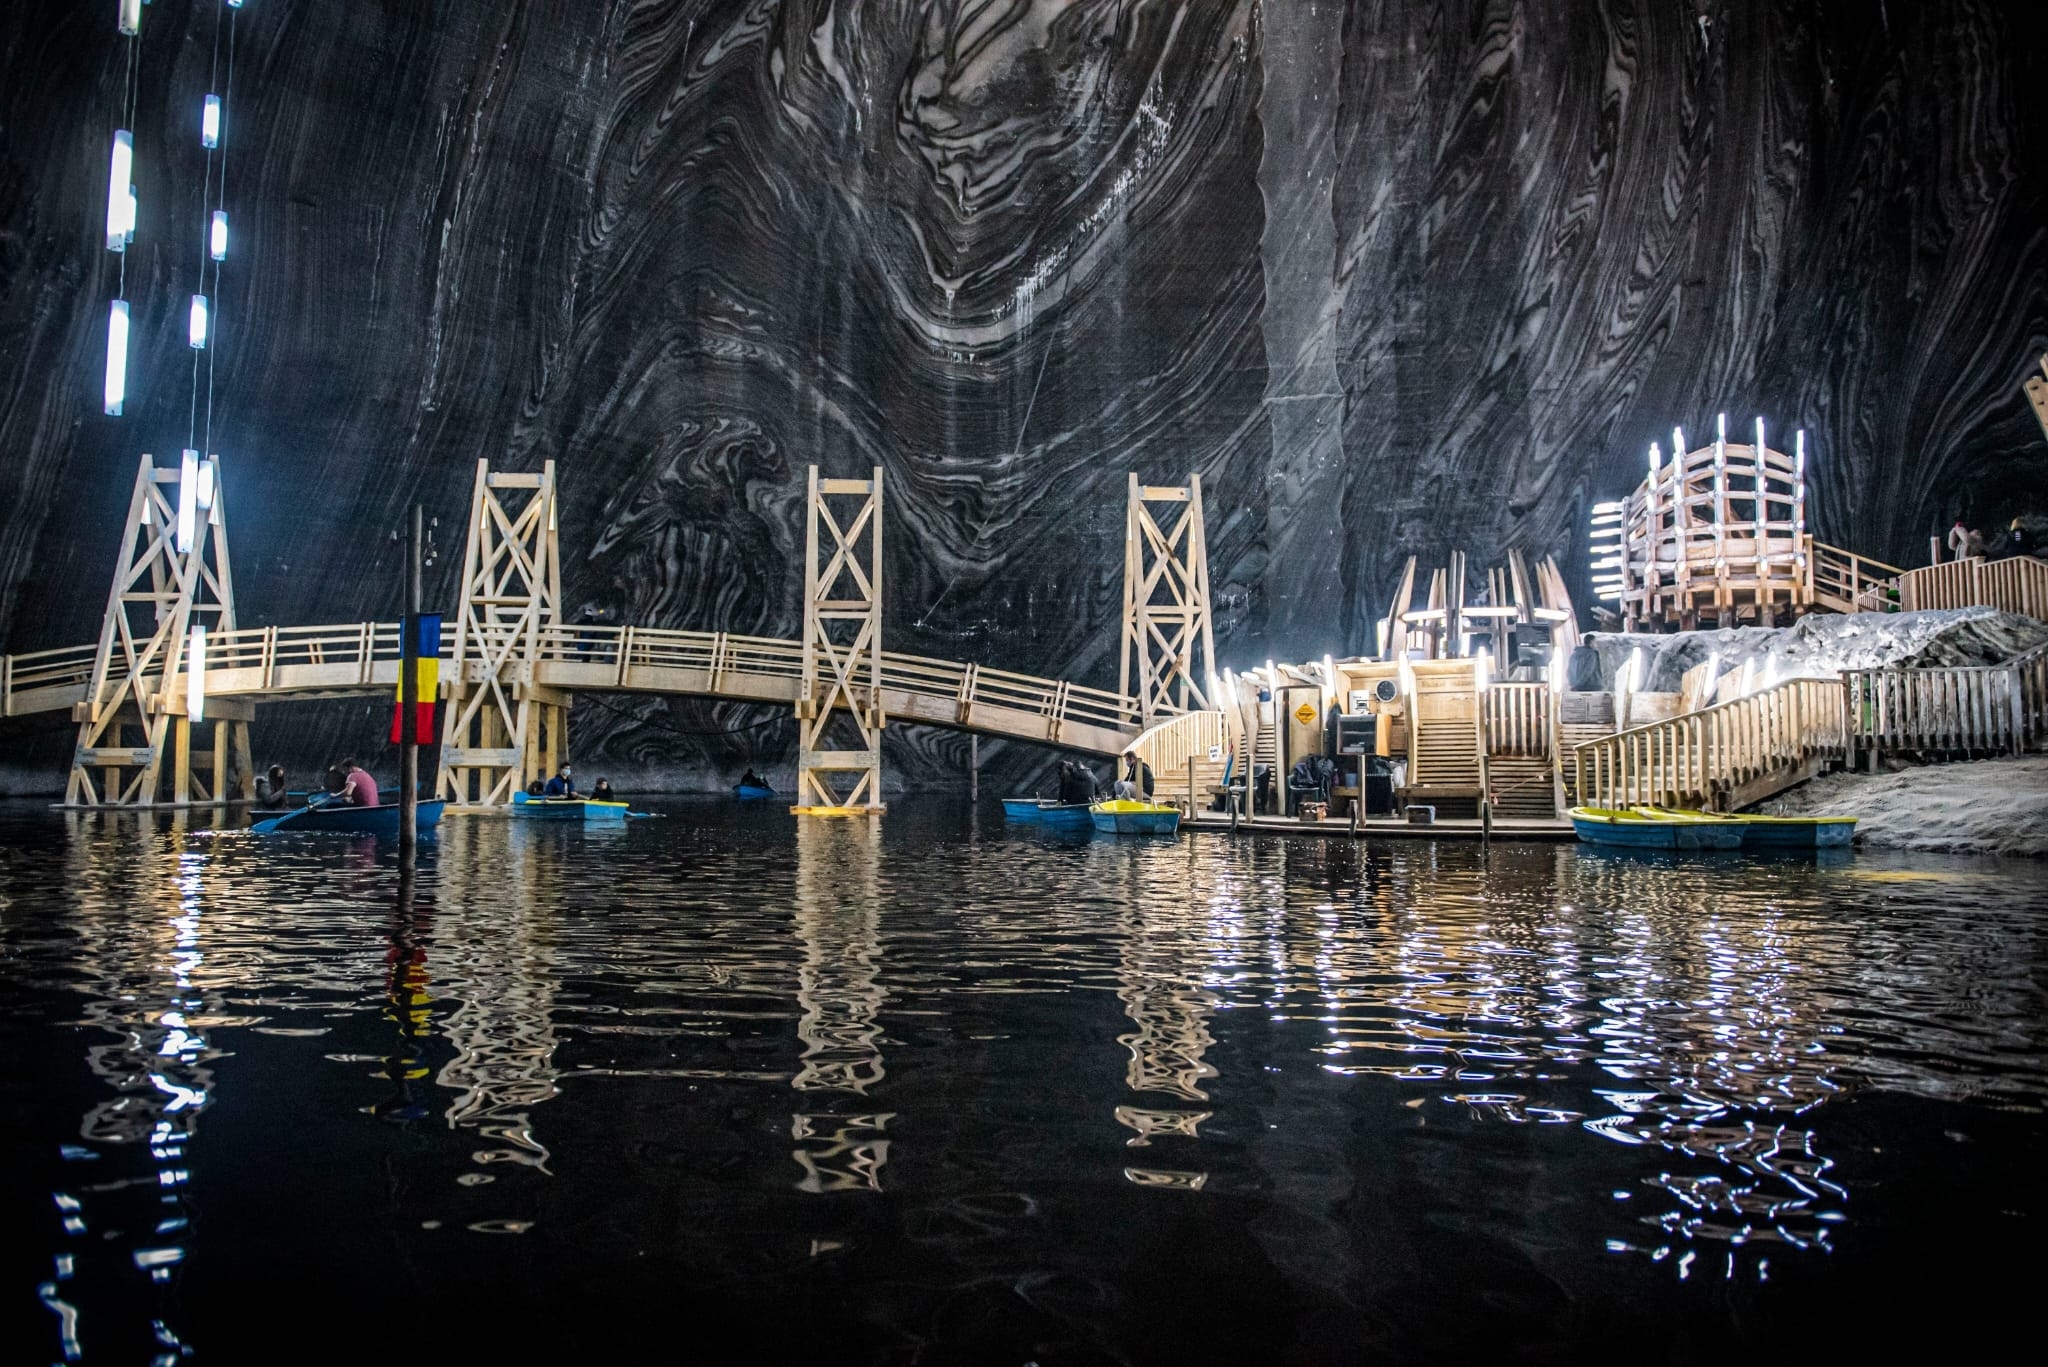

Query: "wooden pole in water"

xmin=969 ymin=734 xmax=979 ymax=802
xmin=400 ymin=504 xmax=422 ymax=859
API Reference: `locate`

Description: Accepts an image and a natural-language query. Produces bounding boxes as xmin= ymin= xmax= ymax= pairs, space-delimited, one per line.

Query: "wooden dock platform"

xmin=1184 ymin=812 xmax=1574 ymax=842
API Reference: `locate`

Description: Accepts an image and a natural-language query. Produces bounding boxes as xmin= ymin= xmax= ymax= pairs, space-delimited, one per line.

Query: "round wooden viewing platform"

xmin=1592 ymin=427 xmax=1900 ymax=631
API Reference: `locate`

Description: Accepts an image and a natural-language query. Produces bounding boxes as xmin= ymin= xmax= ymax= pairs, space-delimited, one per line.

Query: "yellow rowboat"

xmin=1089 ymin=799 xmax=1182 ymax=835
xmin=1569 ymin=806 xmax=1745 ymax=850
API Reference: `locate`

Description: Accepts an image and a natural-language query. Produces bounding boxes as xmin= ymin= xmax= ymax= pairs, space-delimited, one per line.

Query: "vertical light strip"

xmin=210 ymin=210 xmax=228 ymax=260
xmin=178 ymin=449 xmax=199 ymax=553
xmin=106 ymin=130 xmax=133 ymax=251
xmin=202 ymin=94 xmax=221 ymax=148
xmin=189 ymin=295 xmax=209 ymax=349
xmin=187 ymin=625 xmax=207 ymax=723
xmin=119 ymin=0 xmax=142 ymax=37
xmin=104 ymin=300 xmax=130 ymax=415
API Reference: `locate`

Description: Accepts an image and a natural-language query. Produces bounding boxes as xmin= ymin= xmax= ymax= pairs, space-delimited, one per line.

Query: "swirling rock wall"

xmin=1 ymin=1 xmax=2044 ymax=788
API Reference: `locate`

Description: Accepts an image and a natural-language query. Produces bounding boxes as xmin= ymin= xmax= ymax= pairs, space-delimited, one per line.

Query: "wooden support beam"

xmin=794 ymin=465 xmax=886 ymax=815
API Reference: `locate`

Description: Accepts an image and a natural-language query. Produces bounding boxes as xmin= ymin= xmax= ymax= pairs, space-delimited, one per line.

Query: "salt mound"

xmin=1761 ymin=756 xmax=2048 ymax=858
xmin=1582 ymin=609 xmax=2048 ymax=692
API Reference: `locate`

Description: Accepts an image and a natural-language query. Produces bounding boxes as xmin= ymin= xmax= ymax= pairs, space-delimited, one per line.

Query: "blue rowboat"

xmin=512 ymin=793 xmax=629 ymax=821
xmin=1570 ymin=806 xmax=1744 ymax=850
xmin=251 ymin=799 xmax=444 ymax=836
xmin=1089 ymin=799 xmax=1182 ymax=836
xmin=734 ymin=783 xmax=776 ymax=801
xmin=1002 ymin=797 xmax=1045 ymax=822
xmin=1639 ymin=806 xmax=1856 ymax=849
xmin=1036 ymin=801 xmax=1095 ymax=830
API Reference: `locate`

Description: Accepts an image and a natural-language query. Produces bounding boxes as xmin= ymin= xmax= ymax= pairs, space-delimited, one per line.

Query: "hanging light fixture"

xmin=187 ymin=624 xmax=207 ymax=723
xmin=177 ymin=449 xmax=199 ymax=552
xmin=202 ymin=93 xmax=221 ymax=148
xmin=119 ymin=0 xmax=142 ymax=37
xmin=210 ymin=210 xmax=228 ymax=260
xmin=106 ymin=130 xmax=133 ymax=251
xmin=189 ymin=294 xmax=209 ymax=349
xmin=197 ymin=457 xmax=217 ymax=512
xmin=104 ymin=300 xmax=129 ymax=415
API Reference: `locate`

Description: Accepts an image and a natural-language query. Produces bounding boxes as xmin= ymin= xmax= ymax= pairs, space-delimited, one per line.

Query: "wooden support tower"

xmin=67 ymin=453 xmax=250 ymax=807
xmin=793 ymin=465 xmax=886 ymax=816
xmin=1121 ymin=473 xmax=1218 ymax=726
xmin=439 ymin=460 xmax=565 ymax=807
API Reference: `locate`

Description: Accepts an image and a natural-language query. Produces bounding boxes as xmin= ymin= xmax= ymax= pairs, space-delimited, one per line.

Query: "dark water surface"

xmin=3 ymin=798 xmax=2044 ymax=1363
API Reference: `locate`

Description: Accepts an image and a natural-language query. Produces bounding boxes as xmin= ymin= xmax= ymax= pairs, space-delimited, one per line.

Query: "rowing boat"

xmin=1568 ymin=806 xmax=1744 ymax=850
xmin=1035 ymin=801 xmax=1095 ymax=830
xmin=251 ymin=800 xmax=445 ymax=836
xmin=512 ymin=793 xmax=628 ymax=821
xmin=1002 ymin=797 xmax=1044 ymax=822
xmin=734 ymin=783 xmax=776 ymax=801
xmin=1089 ymin=799 xmax=1182 ymax=836
xmin=1637 ymin=805 xmax=1856 ymax=849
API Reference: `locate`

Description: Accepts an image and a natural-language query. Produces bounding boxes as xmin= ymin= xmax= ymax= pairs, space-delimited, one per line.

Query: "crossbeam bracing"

xmin=439 ymin=461 xmax=565 ymax=806
xmin=795 ymin=467 xmax=886 ymax=813
xmin=1121 ymin=474 xmax=1217 ymax=725
xmin=66 ymin=452 xmax=248 ymax=806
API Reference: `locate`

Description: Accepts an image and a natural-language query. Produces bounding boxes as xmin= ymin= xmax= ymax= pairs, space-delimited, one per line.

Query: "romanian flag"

xmin=390 ymin=613 xmax=441 ymax=744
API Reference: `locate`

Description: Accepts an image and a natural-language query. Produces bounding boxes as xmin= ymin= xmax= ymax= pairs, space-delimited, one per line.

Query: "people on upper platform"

xmin=543 ymin=765 xmax=576 ymax=798
xmin=256 ymin=764 xmax=290 ymax=810
xmin=1948 ymin=519 xmax=1986 ymax=562
xmin=1113 ymin=750 xmax=1154 ymax=801
xmin=2005 ymin=518 xmax=2034 ymax=561
xmin=591 ymin=778 xmax=616 ymax=803
xmin=340 ymin=757 xmax=379 ymax=808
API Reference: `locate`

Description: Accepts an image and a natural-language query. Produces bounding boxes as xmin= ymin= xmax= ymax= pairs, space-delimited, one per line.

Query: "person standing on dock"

xmin=339 ymin=758 xmax=379 ymax=808
xmin=1114 ymin=751 xmax=1154 ymax=801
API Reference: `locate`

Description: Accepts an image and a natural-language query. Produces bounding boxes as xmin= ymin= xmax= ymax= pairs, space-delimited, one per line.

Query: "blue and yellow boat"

xmin=1637 ymin=806 xmax=1856 ymax=849
xmin=1089 ymin=799 xmax=1181 ymax=836
xmin=1569 ymin=806 xmax=1744 ymax=850
xmin=512 ymin=793 xmax=628 ymax=821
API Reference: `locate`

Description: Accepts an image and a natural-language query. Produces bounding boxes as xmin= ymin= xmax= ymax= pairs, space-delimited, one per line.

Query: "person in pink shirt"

xmin=339 ymin=757 xmax=380 ymax=808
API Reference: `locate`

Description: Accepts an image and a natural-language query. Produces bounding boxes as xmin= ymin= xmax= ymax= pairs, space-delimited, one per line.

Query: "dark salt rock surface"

xmin=1 ymin=2 xmax=2045 ymax=788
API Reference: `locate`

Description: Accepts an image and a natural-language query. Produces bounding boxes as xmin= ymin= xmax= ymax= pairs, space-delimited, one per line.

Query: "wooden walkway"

xmin=0 ymin=620 xmax=1144 ymax=757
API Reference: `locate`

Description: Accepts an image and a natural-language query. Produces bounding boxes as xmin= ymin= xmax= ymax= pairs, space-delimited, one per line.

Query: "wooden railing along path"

xmin=1897 ymin=555 xmax=2048 ymax=619
xmin=1844 ymin=641 xmax=2048 ymax=759
xmin=1574 ymin=677 xmax=1847 ymax=812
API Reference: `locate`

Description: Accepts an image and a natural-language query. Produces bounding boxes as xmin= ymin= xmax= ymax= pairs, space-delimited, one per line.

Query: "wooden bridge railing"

xmin=0 ymin=619 xmax=1143 ymax=748
xmin=1844 ymin=641 xmax=2048 ymax=758
xmin=1573 ymin=677 xmax=1847 ymax=811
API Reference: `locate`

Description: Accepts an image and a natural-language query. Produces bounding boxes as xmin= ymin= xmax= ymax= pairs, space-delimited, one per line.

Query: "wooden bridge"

xmin=12 ymin=455 xmax=1224 ymax=813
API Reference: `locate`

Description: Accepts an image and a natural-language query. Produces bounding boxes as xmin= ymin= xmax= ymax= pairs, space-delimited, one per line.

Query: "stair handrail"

xmin=1574 ymin=676 xmax=1847 ymax=811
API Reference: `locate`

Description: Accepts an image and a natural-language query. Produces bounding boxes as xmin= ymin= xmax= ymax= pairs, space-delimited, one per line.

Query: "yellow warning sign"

xmin=1293 ymin=701 xmax=1318 ymax=727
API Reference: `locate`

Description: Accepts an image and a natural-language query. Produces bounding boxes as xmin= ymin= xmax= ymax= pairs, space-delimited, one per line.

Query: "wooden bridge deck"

xmin=1 ymin=621 xmax=1143 ymax=757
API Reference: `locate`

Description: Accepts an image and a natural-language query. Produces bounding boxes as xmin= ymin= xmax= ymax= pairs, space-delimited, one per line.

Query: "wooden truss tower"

xmin=1121 ymin=473 xmax=1217 ymax=725
xmin=439 ymin=460 xmax=565 ymax=807
xmin=67 ymin=453 xmax=250 ymax=807
xmin=793 ymin=466 xmax=885 ymax=815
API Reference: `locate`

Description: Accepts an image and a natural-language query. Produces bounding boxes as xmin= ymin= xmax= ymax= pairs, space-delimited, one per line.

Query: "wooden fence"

xmin=1898 ymin=555 xmax=2048 ymax=618
xmin=1844 ymin=642 xmax=2048 ymax=758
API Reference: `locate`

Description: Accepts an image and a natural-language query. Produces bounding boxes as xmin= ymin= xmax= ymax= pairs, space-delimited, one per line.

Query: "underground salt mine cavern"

xmin=2 ymin=2 xmax=2046 ymax=1361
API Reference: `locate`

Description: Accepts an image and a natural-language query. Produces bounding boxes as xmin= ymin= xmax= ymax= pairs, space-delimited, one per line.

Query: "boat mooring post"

xmin=969 ymin=735 xmax=979 ymax=802
xmin=399 ymin=504 xmax=423 ymax=860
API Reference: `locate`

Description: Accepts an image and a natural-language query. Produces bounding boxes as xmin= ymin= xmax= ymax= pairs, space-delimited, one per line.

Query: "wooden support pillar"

xmin=67 ymin=453 xmax=236 ymax=807
xmin=794 ymin=465 xmax=887 ymax=815
xmin=1120 ymin=472 xmax=1218 ymax=725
